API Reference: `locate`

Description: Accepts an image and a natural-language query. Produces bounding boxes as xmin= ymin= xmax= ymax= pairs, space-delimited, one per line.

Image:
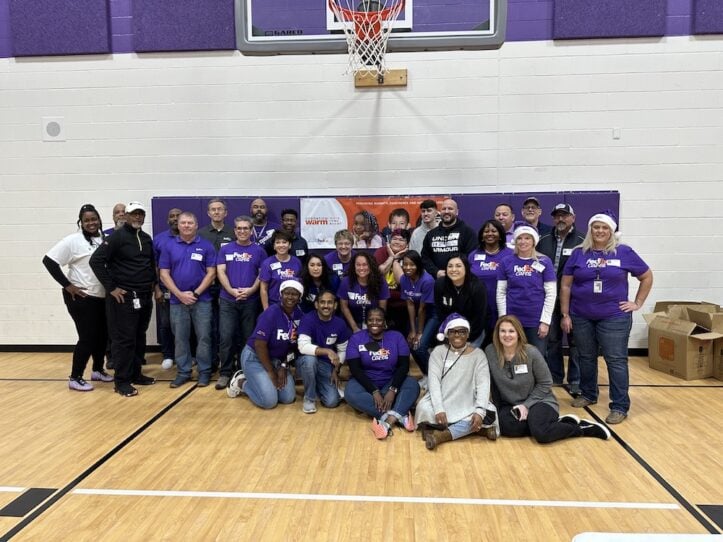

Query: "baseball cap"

xmin=522 ymin=196 xmax=540 ymax=207
xmin=126 ymin=201 xmax=146 ymax=214
xmin=550 ymin=203 xmax=575 ymax=216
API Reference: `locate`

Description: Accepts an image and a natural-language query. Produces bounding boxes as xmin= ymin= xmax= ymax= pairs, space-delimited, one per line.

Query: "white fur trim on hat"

xmin=588 ymin=213 xmax=617 ymax=232
xmin=513 ymin=225 xmax=540 ymax=246
xmin=279 ymin=279 xmax=304 ymax=296
xmin=436 ymin=315 xmax=470 ymax=342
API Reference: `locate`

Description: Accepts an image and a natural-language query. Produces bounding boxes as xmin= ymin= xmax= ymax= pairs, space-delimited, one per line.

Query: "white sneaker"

xmin=161 ymin=358 xmax=174 ymax=370
xmin=227 ymin=370 xmax=246 ymax=398
xmin=303 ymin=399 xmax=317 ymax=414
xmin=418 ymin=376 xmax=428 ymax=392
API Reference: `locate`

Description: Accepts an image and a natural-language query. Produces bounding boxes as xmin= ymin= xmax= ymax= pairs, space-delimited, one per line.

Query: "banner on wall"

xmin=300 ymin=196 xmax=446 ymax=249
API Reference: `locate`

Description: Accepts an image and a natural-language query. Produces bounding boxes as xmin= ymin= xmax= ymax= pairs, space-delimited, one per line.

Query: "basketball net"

xmin=329 ymin=0 xmax=405 ymax=81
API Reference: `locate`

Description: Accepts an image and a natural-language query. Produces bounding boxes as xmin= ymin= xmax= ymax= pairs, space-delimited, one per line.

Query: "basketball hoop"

xmin=329 ymin=0 xmax=405 ymax=83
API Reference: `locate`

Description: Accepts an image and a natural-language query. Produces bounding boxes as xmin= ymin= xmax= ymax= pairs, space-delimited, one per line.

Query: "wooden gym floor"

xmin=0 ymin=352 xmax=721 ymax=541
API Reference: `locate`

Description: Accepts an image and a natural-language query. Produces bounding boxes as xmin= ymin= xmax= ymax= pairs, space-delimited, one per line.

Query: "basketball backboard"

xmin=235 ymin=0 xmax=507 ymax=54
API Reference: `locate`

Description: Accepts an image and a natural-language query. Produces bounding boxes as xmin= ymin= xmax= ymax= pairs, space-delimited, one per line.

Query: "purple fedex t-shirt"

xmin=158 ymin=235 xmax=216 ymax=304
xmin=563 ymin=245 xmax=649 ymax=320
xmin=346 ymin=329 xmax=409 ymax=389
xmin=247 ymin=303 xmax=303 ymax=360
xmin=324 ymin=251 xmax=354 ymax=279
xmin=338 ymin=277 xmax=391 ymax=326
xmin=216 ymin=241 xmax=266 ymax=303
xmin=259 ymin=255 xmax=303 ymax=305
xmin=497 ymin=254 xmax=556 ymax=327
xmin=469 ymin=247 xmax=513 ymax=328
xmin=400 ymin=271 xmax=434 ymax=307
xmin=298 ymin=311 xmax=351 ymax=365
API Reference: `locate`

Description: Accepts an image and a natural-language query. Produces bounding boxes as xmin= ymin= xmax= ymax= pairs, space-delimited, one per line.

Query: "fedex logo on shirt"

xmin=370 ymin=348 xmax=391 ymax=361
xmin=477 ymin=261 xmax=499 ymax=272
xmin=276 ymin=328 xmax=298 ymax=342
xmin=276 ymin=268 xmax=296 ymax=279
xmin=348 ymin=292 xmax=370 ymax=305
xmin=513 ymin=264 xmax=534 ymax=277
xmin=227 ymin=251 xmax=253 ymax=262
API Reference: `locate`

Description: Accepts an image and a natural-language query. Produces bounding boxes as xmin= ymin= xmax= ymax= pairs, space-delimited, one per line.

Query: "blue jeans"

xmin=524 ymin=327 xmax=548 ymax=360
xmin=571 ymin=313 xmax=632 ymax=414
xmin=296 ymin=355 xmax=341 ymax=407
xmin=170 ymin=301 xmax=212 ymax=380
xmin=547 ymin=307 xmax=579 ymax=385
xmin=412 ymin=312 xmax=438 ymax=375
xmin=219 ymin=298 xmax=260 ymax=377
xmin=240 ymin=345 xmax=296 ymax=409
xmin=345 ymin=376 xmax=420 ymax=420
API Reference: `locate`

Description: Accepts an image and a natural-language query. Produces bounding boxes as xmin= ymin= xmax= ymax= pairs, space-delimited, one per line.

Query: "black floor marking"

xmin=582 ymin=406 xmax=720 ymax=534
xmin=0 ymin=489 xmax=56 ymax=517
xmin=698 ymin=505 xmax=723 ymax=531
xmin=0 ymin=385 xmax=197 ymax=541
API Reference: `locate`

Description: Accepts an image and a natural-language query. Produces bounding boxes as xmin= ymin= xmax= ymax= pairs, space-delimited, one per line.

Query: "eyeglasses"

xmin=448 ymin=328 xmax=469 ymax=336
xmin=523 ymin=205 xmax=540 ymax=211
xmin=235 ymin=227 xmax=251 ymax=231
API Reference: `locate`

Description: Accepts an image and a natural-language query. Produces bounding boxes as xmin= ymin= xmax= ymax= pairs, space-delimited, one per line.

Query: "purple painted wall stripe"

xmin=694 ymin=0 xmax=723 ymax=34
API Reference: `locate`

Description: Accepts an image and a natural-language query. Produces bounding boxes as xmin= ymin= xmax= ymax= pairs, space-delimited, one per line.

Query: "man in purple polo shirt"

xmin=215 ymin=215 xmax=266 ymax=390
xmin=159 ymin=212 xmax=217 ymax=388
xmin=494 ymin=203 xmax=516 ymax=249
xmin=297 ymin=289 xmax=351 ymax=413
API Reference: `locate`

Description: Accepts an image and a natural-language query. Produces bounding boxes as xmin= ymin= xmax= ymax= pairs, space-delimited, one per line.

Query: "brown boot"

xmin=425 ymin=429 xmax=453 ymax=450
xmin=479 ymin=426 xmax=498 ymax=441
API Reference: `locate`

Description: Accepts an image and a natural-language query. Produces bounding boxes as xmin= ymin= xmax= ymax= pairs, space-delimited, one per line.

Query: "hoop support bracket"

xmin=354 ymin=68 xmax=408 ymax=88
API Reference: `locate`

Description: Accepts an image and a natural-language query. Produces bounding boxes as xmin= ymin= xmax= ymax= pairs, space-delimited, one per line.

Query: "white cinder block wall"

xmin=1 ymin=36 xmax=721 ymax=347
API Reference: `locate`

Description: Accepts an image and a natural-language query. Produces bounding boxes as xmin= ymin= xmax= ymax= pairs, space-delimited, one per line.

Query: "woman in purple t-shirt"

xmin=345 ymin=308 xmax=421 ymax=440
xmin=560 ymin=212 xmax=653 ymax=425
xmin=338 ymin=252 xmax=390 ymax=332
xmin=259 ymin=230 xmax=302 ymax=310
xmin=496 ymin=225 xmax=557 ymax=358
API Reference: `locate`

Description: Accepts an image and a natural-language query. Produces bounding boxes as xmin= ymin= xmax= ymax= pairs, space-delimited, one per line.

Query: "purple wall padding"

xmin=0 ymin=0 xmax=11 ymax=58
xmin=9 ymin=0 xmax=110 ymax=56
xmin=693 ymin=0 xmax=723 ymax=34
xmin=150 ymin=192 xmax=619 ymax=240
xmin=553 ymin=0 xmax=667 ymax=39
xmin=133 ymin=0 xmax=235 ymax=52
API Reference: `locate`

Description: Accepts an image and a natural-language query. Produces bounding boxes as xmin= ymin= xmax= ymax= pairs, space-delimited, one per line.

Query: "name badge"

xmin=220 ymin=242 xmax=229 ymax=248
xmin=296 ymin=250 xmax=306 ymax=257
xmin=225 ymin=254 xmax=234 ymax=261
xmin=593 ymin=280 xmax=603 ymax=293
xmin=133 ymin=298 xmax=141 ymax=310
xmin=474 ymin=254 xmax=486 ymax=261
xmin=513 ymin=364 xmax=528 ymax=374
xmin=270 ymin=262 xmax=282 ymax=270
xmin=333 ymin=263 xmax=343 ymax=271
xmin=562 ymin=248 xmax=573 ymax=256
xmin=607 ymin=259 xmax=621 ymax=267
xmin=191 ymin=252 xmax=203 ymax=261
xmin=531 ymin=261 xmax=545 ymax=273
xmin=286 ymin=352 xmax=295 ymax=362
xmin=325 ymin=337 xmax=337 ymax=345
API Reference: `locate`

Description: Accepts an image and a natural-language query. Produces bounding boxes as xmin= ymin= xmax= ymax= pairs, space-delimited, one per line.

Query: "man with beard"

xmin=90 ymin=202 xmax=157 ymax=397
xmin=154 ymin=207 xmax=182 ymax=370
xmin=537 ymin=203 xmax=585 ymax=394
xmin=249 ymin=198 xmax=279 ymax=246
xmin=421 ymin=198 xmax=476 ymax=278
xmin=520 ymin=196 xmax=552 ymax=237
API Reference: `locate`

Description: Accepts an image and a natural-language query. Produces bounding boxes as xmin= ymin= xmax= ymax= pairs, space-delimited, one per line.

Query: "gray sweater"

xmin=415 ymin=345 xmax=491 ymax=425
xmin=484 ymin=344 xmax=558 ymax=413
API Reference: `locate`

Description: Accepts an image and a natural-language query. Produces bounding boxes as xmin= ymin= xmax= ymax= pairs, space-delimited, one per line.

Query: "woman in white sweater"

xmin=415 ymin=313 xmax=498 ymax=450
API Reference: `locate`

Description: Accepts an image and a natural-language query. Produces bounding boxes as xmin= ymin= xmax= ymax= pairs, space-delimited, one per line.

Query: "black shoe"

xmin=558 ymin=414 xmax=581 ymax=426
xmin=106 ymin=360 xmax=115 ymax=370
xmin=115 ymin=382 xmax=138 ymax=397
xmin=565 ymin=383 xmax=582 ymax=397
xmin=579 ymin=420 xmax=610 ymax=440
xmin=132 ymin=374 xmax=156 ymax=385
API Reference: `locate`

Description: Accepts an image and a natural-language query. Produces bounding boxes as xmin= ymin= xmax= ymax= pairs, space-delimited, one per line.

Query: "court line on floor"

xmin=0 ymin=385 xmax=197 ymax=541
xmin=582 ymin=406 xmax=720 ymax=534
xmin=0 ymin=488 xmax=24 ymax=493
xmin=72 ymin=488 xmax=679 ymax=510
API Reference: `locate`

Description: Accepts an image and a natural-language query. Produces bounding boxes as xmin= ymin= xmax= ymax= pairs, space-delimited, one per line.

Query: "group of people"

xmin=44 ymin=194 xmax=652 ymax=442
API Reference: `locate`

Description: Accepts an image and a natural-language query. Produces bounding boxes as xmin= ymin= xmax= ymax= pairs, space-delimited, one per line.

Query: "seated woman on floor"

xmin=415 ymin=313 xmax=499 ymax=450
xmin=484 ymin=315 xmax=610 ymax=444
xmin=344 ymin=307 xmax=420 ymax=440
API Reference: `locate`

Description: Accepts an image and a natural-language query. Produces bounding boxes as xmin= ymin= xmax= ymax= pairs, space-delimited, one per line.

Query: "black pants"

xmin=498 ymin=402 xmax=581 ymax=444
xmin=63 ymin=291 xmax=107 ymax=378
xmin=108 ymin=291 xmax=153 ymax=385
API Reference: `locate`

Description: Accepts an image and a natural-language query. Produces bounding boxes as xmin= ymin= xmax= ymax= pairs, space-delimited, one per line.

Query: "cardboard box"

xmin=686 ymin=306 xmax=723 ymax=381
xmin=645 ymin=302 xmax=723 ymax=380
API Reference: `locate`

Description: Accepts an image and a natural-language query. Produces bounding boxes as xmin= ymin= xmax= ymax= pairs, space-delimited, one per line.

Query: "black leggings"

xmin=498 ymin=402 xmax=581 ymax=444
xmin=63 ymin=291 xmax=107 ymax=378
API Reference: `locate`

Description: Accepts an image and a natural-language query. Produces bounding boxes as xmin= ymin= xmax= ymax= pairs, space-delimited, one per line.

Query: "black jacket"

xmin=537 ymin=226 xmax=586 ymax=282
xmin=434 ymin=275 xmax=488 ymax=341
xmin=90 ymin=223 xmax=156 ymax=293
